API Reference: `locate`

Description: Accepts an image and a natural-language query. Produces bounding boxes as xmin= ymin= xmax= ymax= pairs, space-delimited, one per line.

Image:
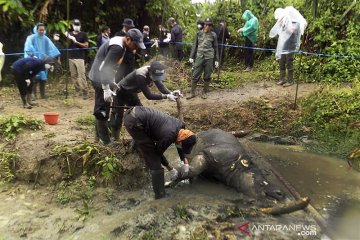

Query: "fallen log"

xmin=260 ymin=197 xmax=310 ymax=215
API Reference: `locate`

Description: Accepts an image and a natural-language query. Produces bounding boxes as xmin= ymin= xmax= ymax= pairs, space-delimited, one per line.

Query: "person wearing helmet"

xmin=110 ymin=61 xmax=181 ymax=141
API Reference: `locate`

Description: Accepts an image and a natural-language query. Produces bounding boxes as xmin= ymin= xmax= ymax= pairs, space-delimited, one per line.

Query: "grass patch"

xmin=299 ymin=84 xmax=360 ymax=159
xmin=76 ymin=114 xmax=95 ymax=126
xmin=0 ymin=114 xmax=43 ymax=140
xmin=0 ymin=151 xmax=17 ymax=183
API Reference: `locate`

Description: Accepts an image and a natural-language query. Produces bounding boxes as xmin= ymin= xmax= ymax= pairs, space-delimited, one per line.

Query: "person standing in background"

xmin=269 ymin=7 xmax=307 ymax=87
xmin=215 ymin=19 xmax=230 ymax=67
xmin=237 ymin=10 xmax=259 ymax=72
xmin=96 ymin=26 xmax=111 ymax=49
xmin=0 ymin=42 xmax=4 ymax=84
xmin=188 ymin=18 xmax=219 ymax=100
xmin=66 ymin=19 xmax=89 ymax=100
xmin=24 ymin=23 xmax=60 ymax=99
xmin=168 ymin=17 xmax=184 ymax=61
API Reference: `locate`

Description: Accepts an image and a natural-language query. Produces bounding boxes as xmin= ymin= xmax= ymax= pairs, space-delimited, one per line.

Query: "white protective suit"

xmin=0 ymin=42 xmax=4 ymax=82
xmin=269 ymin=6 xmax=307 ymax=60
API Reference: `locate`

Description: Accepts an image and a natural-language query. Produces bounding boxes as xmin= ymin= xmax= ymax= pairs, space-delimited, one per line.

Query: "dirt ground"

xmin=0 ymin=80 xmax=324 ymax=239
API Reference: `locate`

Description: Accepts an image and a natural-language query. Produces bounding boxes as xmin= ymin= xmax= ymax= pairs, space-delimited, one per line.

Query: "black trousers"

xmin=109 ymin=89 xmax=142 ymax=130
xmin=171 ymin=44 xmax=183 ymax=61
xmin=244 ymin=37 xmax=254 ymax=68
xmin=124 ymin=108 xmax=169 ymax=170
xmin=14 ymin=71 xmax=33 ymax=96
xmin=92 ymin=81 xmax=111 ymax=121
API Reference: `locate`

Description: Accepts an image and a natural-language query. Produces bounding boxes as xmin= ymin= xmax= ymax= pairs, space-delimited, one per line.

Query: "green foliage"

xmin=0 ymin=151 xmax=17 ymax=183
xmin=140 ymin=229 xmax=157 ymax=240
xmin=173 ymin=205 xmax=191 ymax=221
xmin=53 ymin=142 xmax=124 ymax=183
xmin=0 ymin=115 xmax=43 ymax=140
xmin=76 ymin=114 xmax=96 ymax=126
xmin=56 ymin=176 xmax=96 ymax=205
xmin=299 ymin=84 xmax=360 ymax=158
xmin=97 ymin=156 xmax=123 ymax=184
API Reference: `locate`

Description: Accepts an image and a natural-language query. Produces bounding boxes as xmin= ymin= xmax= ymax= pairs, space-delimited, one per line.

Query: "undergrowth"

xmin=299 ymin=84 xmax=360 ymax=159
xmin=0 ymin=115 xmax=43 ymax=140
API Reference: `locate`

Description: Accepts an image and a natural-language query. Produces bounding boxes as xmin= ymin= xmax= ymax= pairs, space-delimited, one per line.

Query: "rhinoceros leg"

xmin=166 ymin=154 xmax=208 ymax=188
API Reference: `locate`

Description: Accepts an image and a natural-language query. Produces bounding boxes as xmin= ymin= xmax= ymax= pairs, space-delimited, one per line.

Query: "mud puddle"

xmin=250 ymin=142 xmax=360 ymax=239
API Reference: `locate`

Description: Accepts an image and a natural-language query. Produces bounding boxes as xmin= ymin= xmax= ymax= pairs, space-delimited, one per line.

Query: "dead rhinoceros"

xmin=170 ymin=129 xmax=286 ymax=201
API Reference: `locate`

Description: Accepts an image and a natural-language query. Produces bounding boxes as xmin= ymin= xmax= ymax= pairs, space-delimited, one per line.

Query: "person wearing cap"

xmin=11 ymin=57 xmax=55 ymax=109
xmin=24 ymin=23 xmax=60 ymax=99
xmin=88 ymin=28 xmax=146 ymax=145
xmin=110 ymin=61 xmax=180 ymax=141
xmin=66 ymin=19 xmax=89 ymax=100
xmin=123 ymin=106 xmax=196 ymax=199
xmin=115 ymin=18 xmax=135 ymax=37
xmin=167 ymin=17 xmax=184 ymax=61
xmin=114 ymin=18 xmax=137 ymax=82
xmin=188 ymin=18 xmax=219 ymax=100
xmin=237 ymin=10 xmax=259 ymax=72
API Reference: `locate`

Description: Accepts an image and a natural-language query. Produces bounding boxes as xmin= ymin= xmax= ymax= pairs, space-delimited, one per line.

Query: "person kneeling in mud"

xmin=11 ymin=57 xmax=54 ymax=109
xmin=110 ymin=61 xmax=182 ymax=141
xmin=168 ymin=129 xmax=286 ymax=201
xmin=123 ymin=106 xmax=196 ymax=199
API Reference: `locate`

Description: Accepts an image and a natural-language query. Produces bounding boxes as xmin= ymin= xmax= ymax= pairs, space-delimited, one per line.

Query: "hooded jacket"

xmin=24 ymin=24 xmax=60 ymax=80
xmin=240 ymin=10 xmax=259 ymax=43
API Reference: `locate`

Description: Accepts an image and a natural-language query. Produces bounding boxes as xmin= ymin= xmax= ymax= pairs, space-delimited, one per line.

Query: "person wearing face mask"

xmin=123 ymin=106 xmax=196 ymax=199
xmin=24 ymin=23 xmax=60 ymax=100
xmin=88 ymin=28 xmax=146 ymax=145
xmin=66 ymin=19 xmax=89 ymax=100
xmin=52 ymin=32 xmax=65 ymax=64
xmin=11 ymin=57 xmax=55 ymax=109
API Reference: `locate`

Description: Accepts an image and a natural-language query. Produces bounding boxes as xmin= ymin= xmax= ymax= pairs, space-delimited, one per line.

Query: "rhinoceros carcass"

xmin=171 ymin=129 xmax=286 ymax=201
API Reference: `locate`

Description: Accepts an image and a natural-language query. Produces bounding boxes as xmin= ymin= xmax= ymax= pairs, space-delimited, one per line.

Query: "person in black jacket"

xmin=124 ymin=106 xmax=196 ymax=199
xmin=167 ymin=17 xmax=183 ymax=61
xmin=96 ymin=26 xmax=111 ymax=49
xmin=88 ymin=28 xmax=146 ymax=145
xmin=111 ymin=61 xmax=180 ymax=141
xmin=11 ymin=57 xmax=54 ymax=108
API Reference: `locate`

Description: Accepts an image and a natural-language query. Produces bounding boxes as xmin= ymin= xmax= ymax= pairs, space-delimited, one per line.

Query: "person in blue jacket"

xmin=12 ymin=57 xmax=54 ymax=109
xmin=24 ymin=23 xmax=60 ymax=99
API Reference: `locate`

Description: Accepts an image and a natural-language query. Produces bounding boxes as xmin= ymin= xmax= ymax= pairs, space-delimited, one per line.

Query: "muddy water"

xmin=250 ymin=142 xmax=360 ymax=239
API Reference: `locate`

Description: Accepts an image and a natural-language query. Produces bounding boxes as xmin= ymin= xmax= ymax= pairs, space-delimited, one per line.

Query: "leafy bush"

xmin=0 ymin=115 xmax=43 ymax=140
xmin=0 ymin=151 xmax=17 ymax=183
xmin=299 ymin=84 xmax=360 ymax=158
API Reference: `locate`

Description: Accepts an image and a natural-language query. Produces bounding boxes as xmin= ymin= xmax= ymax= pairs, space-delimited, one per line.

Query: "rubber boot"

xmin=150 ymin=168 xmax=166 ymax=199
xmin=26 ymin=94 xmax=38 ymax=106
xmin=186 ymin=81 xmax=197 ymax=100
xmin=40 ymin=81 xmax=48 ymax=99
xmin=201 ymin=81 xmax=210 ymax=99
xmin=283 ymin=69 xmax=294 ymax=87
xmin=32 ymin=81 xmax=38 ymax=100
xmin=277 ymin=70 xmax=286 ymax=85
xmin=96 ymin=119 xmax=111 ymax=145
xmin=111 ymin=127 xmax=121 ymax=141
xmin=21 ymin=95 xmax=32 ymax=109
